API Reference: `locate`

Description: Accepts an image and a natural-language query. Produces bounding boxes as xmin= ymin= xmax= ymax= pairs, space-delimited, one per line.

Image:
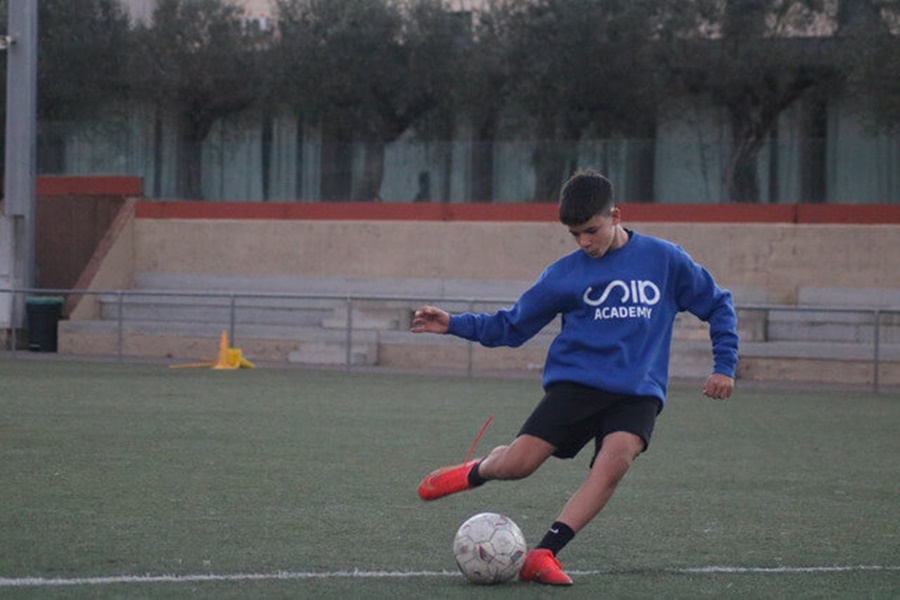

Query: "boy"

xmin=410 ymin=170 xmax=738 ymax=586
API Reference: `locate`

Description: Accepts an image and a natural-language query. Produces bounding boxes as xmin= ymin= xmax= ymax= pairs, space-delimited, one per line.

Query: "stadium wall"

xmin=128 ymin=201 xmax=900 ymax=306
xmin=21 ymin=178 xmax=897 ymax=384
xmin=15 ymin=177 xmax=899 ymax=305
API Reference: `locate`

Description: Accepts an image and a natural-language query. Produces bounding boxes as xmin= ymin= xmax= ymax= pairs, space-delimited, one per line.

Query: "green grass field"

xmin=0 ymin=358 xmax=897 ymax=599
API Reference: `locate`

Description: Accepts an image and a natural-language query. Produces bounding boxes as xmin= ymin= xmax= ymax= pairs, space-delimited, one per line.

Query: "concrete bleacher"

xmin=46 ymin=211 xmax=899 ymax=387
xmin=735 ymin=287 xmax=900 ymax=386
xmin=752 ymin=287 xmax=900 ymax=346
xmin=59 ymin=273 xmax=538 ymax=367
xmin=56 ymin=272 xmax=900 ymax=386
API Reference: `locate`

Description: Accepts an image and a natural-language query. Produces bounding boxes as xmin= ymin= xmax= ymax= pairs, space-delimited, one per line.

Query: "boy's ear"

xmin=610 ymin=206 xmax=621 ymax=224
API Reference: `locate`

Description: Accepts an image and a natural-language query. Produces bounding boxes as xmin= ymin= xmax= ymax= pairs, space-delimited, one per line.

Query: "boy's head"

xmin=558 ymin=170 xmax=614 ymax=226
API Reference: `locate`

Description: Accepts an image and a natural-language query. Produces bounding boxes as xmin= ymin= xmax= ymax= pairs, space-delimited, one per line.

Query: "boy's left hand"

xmin=703 ymin=373 xmax=734 ymax=400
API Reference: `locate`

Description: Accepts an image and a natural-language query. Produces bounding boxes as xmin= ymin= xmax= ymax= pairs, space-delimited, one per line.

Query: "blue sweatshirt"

xmin=447 ymin=231 xmax=739 ymax=404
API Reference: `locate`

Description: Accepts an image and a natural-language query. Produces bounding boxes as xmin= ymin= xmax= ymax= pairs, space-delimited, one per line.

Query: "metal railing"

xmin=736 ymin=305 xmax=900 ymax=393
xmin=2 ymin=287 xmax=898 ymax=392
xmin=0 ymin=287 xmax=519 ymax=376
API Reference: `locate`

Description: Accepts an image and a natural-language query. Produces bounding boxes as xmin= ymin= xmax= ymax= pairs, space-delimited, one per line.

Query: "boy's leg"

xmin=520 ymin=431 xmax=644 ymax=586
xmin=418 ymin=435 xmax=554 ymax=501
xmin=477 ymin=434 xmax=555 ymax=480
xmin=556 ymin=430 xmax=644 ymax=532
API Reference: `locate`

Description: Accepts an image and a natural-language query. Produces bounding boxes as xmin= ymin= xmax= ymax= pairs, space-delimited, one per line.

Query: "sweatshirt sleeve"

xmin=674 ymin=249 xmax=740 ymax=378
xmin=446 ymin=272 xmax=561 ymax=348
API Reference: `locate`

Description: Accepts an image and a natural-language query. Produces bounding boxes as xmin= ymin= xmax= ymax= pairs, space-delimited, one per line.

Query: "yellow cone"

xmin=212 ymin=330 xmax=237 ymax=370
xmin=171 ymin=330 xmax=255 ymax=369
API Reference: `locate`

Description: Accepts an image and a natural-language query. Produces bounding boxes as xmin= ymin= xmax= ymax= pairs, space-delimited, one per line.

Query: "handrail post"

xmin=467 ymin=300 xmax=474 ymax=378
xmin=873 ymin=309 xmax=880 ymax=393
xmin=345 ymin=296 xmax=353 ymax=371
xmin=116 ymin=291 xmax=124 ymax=362
xmin=10 ymin=289 xmax=19 ymax=354
xmin=229 ymin=294 xmax=237 ymax=345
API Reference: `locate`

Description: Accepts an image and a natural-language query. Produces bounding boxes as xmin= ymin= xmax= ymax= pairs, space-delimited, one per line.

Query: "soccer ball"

xmin=453 ymin=512 xmax=527 ymax=585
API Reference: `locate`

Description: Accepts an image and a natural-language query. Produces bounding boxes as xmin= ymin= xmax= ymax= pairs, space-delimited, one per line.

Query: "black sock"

xmin=536 ymin=521 xmax=575 ymax=556
xmin=467 ymin=460 xmax=488 ymax=487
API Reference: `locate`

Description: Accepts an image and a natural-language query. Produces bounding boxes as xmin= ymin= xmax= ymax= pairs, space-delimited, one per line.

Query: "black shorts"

xmin=518 ymin=382 xmax=662 ymax=464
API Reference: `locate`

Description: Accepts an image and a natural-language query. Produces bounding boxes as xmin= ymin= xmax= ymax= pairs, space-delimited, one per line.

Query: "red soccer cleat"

xmin=417 ymin=459 xmax=481 ymax=501
xmin=519 ymin=548 xmax=574 ymax=586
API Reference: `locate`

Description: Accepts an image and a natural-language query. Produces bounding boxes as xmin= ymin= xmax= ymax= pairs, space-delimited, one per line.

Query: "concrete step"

xmin=97 ymin=293 xmax=337 ymax=327
xmin=796 ymin=287 xmax=900 ymax=308
xmin=766 ymin=309 xmax=900 ymax=344
xmin=56 ymin=275 xmax=900 ymax=386
xmin=134 ymin=272 xmax=533 ymax=301
xmin=739 ymin=340 xmax=900 ymax=360
xmin=57 ymin=320 xmax=381 ymax=366
xmin=56 ymin=322 xmax=900 ymax=386
xmin=60 ymin=318 xmax=379 ymax=343
xmin=288 ymin=340 xmax=378 ymax=366
xmin=95 ymin=290 xmax=536 ymax=333
xmin=124 ymin=275 xmax=900 ymax=345
xmin=321 ymin=302 xmax=414 ymax=330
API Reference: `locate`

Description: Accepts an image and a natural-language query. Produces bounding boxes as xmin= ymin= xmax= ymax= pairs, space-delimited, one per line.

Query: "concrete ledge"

xmin=797 ymin=287 xmax=900 ymax=308
xmin=134 ymin=272 xmax=532 ymax=301
xmin=741 ymin=340 xmax=900 ymax=360
xmin=738 ymin=356 xmax=900 ymax=387
xmin=59 ymin=319 xmax=382 ymax=343
xmin=56 ymin=319 xmax=900 ymax=387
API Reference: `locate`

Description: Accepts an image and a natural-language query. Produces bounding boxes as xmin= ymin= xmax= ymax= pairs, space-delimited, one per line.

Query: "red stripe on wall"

xmin=137 ymin=201 xmax=900 ymax=224
xmin=796 ymin=204 xmax=900 ymax=224
xmin=36 ymin=176 xmax=143 ymax=197
xmin=32 ymin=177 xmax=900 ymax=224
xmin=134 ymin=201 xmax=806 ymax=223
xmin=616 ymin=204 xmax=798 ymax=223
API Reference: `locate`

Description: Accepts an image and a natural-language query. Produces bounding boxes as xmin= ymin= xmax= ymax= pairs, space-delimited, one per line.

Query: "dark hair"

xmin=558 ymin=170 xmax=614 ymax=226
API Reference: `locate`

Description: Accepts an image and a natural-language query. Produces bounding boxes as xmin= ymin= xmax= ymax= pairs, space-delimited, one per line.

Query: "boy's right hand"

xmin=410 ymin=306 xmax=450 ymax=334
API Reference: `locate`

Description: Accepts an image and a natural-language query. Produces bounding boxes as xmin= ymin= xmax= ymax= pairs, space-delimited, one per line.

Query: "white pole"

xmin=4 ymin=0 xmax=38 ymax=297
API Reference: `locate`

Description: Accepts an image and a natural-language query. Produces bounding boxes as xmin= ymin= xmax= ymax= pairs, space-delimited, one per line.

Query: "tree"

xmin=662 ymin=0 xmax=839 ymax=203
xmin=130 ymin=0 xmax=270 ymax=199
xmin=499 ymin=0 xmax=663 ymax=202
xmin=2 ymin=0 xmax=131 ymax=178
xmin=34 ymin=0 xmax=131 ymax=173
xmin=451 ymin=0 xmax=516 ymax=202
xmin=838 ymin=0 xmax=900 ymax=132
xmin=274 ymin=0 xmax=464 ymax=201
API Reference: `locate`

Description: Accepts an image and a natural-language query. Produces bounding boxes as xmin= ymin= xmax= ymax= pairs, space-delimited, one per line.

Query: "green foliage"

xmin=273 ymin=0 xmax=464 ymax=198
xmin=504 ymin=0 xmax=661 ymax=137
xmin=659 ymin=0 xmax=841 ymax=202
xmin=131 ymin=0 xmax=269 ymax=135
xmin=494 ymin=0 xmax=667 ymax=199
xmin=5 ymin=0 xmax=898 ymax=202
xmin=274 ymin=0 xmax=461 ymax=140
xmin=36 ymin=0 xmax=131 ymax=122
xmin=840 ymin=0 xmax=900 ymax=132
xmin=128 ymin=0 xmax=271 ymax=198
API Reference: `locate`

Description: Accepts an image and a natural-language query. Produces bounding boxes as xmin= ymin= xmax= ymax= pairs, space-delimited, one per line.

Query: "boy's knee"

xmin=592 ymin=433 xmax=644 ymax=481
xmin=483 ymin=443 xmax=545 ymax=480
xmin=496 ymin=458 xmax=536 ymax=480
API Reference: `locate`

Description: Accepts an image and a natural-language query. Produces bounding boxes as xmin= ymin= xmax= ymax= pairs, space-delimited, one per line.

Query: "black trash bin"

xmin=25 ymin=296 xmax=65 ymax=352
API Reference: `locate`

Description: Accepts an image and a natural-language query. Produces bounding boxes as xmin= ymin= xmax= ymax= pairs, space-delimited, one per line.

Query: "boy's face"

xmin=567 ymin=207 xmax=621 ymax=259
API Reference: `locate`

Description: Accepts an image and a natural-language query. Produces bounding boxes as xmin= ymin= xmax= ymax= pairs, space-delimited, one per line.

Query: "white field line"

xmin=0 ymin=565 xmax=898 ymax=588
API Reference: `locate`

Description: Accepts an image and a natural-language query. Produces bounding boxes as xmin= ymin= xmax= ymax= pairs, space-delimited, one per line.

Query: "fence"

xmin=734 ymin=305 xmax=899 ymax=393
xmin=2 ymin=287 xmax=898 ymax=393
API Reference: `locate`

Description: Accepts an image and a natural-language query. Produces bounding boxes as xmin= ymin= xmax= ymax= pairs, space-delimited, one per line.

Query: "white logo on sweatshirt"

xmin=583 ymin=280 xmax=659 ymax=320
